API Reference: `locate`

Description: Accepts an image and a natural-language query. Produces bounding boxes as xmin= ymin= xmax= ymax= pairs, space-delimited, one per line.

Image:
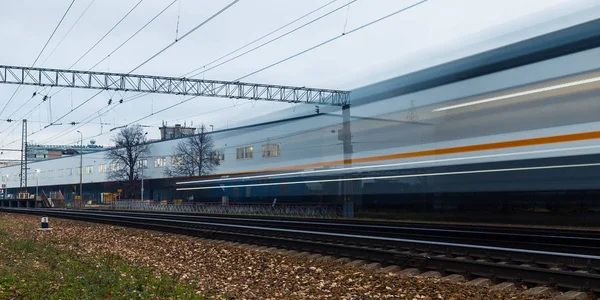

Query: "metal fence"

xmin=109 ymin=200 xmax=343 ymax=218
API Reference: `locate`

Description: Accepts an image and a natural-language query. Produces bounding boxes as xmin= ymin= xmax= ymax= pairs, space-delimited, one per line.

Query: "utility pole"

xmin=35 ymin=169 xmax=40 ymax=202
xmin=141 ymin=132 xmax=148 ymax=201
xmin=19 ymin=120 xmax=27 ymax=193
xmin=77 ymin=131 xmax=83 ymax=206
xmin=340 ymin=104 xmax=354 ymax=217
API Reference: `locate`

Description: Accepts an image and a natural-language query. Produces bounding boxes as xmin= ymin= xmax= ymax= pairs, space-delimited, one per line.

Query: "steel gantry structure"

xmin=0 ymin=65 xmax=350 ymax=105
xmin=0 ymin=64 xmax=353 ymax=213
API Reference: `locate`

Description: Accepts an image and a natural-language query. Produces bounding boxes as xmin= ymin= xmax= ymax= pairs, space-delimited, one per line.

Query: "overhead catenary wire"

xmin=236 ymin=0 xmax=428 ymax=81
xmin=14 ymin=0 xmax=170 ymax=143
xmin=29 ymin=0 xmax=396 ymax=149
xmin=187 ymin=0 xmax=357 ymax=79
xmin=35 ymin=93 xmax=150 ymax=144
xmin=54 ymin=101 xmax=253 ymax=145
xmin=0 ymin=0 xmax=76 ymax=118
xmin=34 ymin=0 xmax=177 ymax=133
xmin=4 ymin=1 xmax=95 ymax=123
xmin=69 ymin=0 xmax=144 ymax=70
xmin=181 ymin=0 xmax=341 ymax=78
xmin=41 ymin=0 xmax=97 ymax=67
xmin=88 ymin=0 xmax=178 ymax=70
xmin=19 ymin=0 xmax=347 ymax=146
xmin=68 ymin=1 xmax=430 ymax=149
xmin=36 ymin=0 xmax=240 ymax=144
xmin=129 ymin=0 xmax=241 ymax=74
xmin=30 ymin=0 xmax=178 ymax=140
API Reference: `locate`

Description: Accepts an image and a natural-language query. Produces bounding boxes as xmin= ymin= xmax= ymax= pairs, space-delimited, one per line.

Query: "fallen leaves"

xmin=0 ymin=213 xmax=548 ymax=299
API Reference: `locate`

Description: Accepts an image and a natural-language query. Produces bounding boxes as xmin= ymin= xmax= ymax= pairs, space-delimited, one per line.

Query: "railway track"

xmin=2 ymin=207 xmax=600 ymax=296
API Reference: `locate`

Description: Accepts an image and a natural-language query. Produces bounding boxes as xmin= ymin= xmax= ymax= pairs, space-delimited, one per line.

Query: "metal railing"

xmin=108 ymin=200 xmax=343 ymax=218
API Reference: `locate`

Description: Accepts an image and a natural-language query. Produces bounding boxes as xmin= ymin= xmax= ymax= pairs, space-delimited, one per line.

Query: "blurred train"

xmin=4 ymin=13 xmax=600 ymax=219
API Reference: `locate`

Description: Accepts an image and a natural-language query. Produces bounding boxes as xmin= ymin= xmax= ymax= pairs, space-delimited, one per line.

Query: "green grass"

xmin=0 ymin=228 xmax=215 ymax=299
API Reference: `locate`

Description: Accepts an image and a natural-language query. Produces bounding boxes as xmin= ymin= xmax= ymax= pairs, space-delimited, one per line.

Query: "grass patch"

xmin=0 ymin=228 xmax=213 ymax=299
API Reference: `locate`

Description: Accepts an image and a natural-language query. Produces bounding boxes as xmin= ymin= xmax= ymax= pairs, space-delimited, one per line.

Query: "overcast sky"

xmin=0 ymin=0 xmax=595 ymax=159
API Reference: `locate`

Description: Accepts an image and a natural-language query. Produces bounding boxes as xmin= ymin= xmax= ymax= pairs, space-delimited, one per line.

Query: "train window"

xmin=236 ymin=146 xmax=253 ymax=160
xmin=262 ymin=143 xmax=280 ymax=158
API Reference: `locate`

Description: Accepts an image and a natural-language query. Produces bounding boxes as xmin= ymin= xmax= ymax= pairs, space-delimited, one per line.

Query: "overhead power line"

xmin=69 ymin=0 xmax=144 ymax=69
xmin=181 ymin=0 xmax=341 ymax=78
xmin=237 ymin=0 xmax=428 ymax=81
xmin=129 ymin=0 xmax=241 ymax=73
xmin=24 ymin=0 xmax=178 ymax=140
xmin=88 ymin=0 xmax=178 ymax=70
xmin=41 ymin=0 xmax=97 ymax=67
xmin=0 ymin=0 xmax=76 ymax=118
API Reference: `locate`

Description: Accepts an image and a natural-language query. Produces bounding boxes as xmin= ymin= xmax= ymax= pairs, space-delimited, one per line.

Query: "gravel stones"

xmin=0 ymin=213 xmax=552 ymax=299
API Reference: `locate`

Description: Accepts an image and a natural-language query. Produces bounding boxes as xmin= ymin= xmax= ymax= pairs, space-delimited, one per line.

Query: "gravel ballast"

xmin=0 ymin=213 xmax=561 ymax=299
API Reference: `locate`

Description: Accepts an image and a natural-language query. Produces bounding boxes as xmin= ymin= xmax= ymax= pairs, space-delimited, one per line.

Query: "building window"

xmin=85 ymin=166 xmax=93 ymax=174
xmin=236 ymin=146 xmax=253 ymax=160
xmin=48 ymin=170 xmax=54 ymax=178
xmin=110 ymin=163 xmax=119 ymax=172
xmin=171 ymin=156 xmax=182 ymax=166
xmin=57 ymin=169 xmax=63 ymax=177
xmin=154 ymin=157 xmax=166 ymax=168
xmin=77 ymin=167 xmax=82 ymax=176
xmin=213 ymin=150 xmax=225 ymax=161
xmin=137 ymin=159 xmax=148 ymax=169
xmin=98 ymin=164 xmax=107 ymax=173
xmin=66 ymin=168 xmax=73 ymax=176
xmin=262 ymin=143 xmax=281 ymax=158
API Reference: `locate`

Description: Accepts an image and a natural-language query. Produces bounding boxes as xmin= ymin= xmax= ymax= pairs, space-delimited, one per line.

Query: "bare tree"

xmin=165 ymin=124 xmax=220 ymax=177
xmin=105 ymin=124 xmax=149 ymax=194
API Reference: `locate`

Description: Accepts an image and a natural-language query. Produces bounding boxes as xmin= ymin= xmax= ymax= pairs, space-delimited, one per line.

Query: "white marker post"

xmin=38 ymin=216 xmax=52 ymax=231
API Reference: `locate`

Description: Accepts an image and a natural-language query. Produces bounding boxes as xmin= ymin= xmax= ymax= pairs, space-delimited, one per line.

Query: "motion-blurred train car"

xmin=4 ymin=11 xmax=600 ymax=220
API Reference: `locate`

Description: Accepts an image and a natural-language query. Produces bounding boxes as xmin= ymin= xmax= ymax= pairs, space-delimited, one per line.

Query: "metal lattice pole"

xmin=19 ymin=119 xmax=27 ymax=192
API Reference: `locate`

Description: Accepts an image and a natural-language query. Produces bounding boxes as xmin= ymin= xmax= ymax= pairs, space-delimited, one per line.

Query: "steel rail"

xmin=3 ymin=208 xmax=600 ymax=293
xmin=78 ymin=209 xmax=600 ymax=256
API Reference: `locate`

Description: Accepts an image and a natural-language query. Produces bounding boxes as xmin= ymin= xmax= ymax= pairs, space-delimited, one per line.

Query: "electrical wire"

xmin=35 ymin=0 xmax=239 ymax=144
xmin=187 ymin=0 xmax=357 ymax=78
xmin=28 ymin=0 xmax=180 ymax=143
xmin=31 ymin=0 xmax=397 ymax=148
xmin=129 ymin=0 xmax=240 ymax=74
xmin=4 ymin=1 xmax=95 ymax=122
xmin=181 ymin=0 xmax=340 ymax=78
xmin=88 ymin=0 xmax=177 ymax=70
xmin=35 ymin=93 xmax=150 ymax=144
xmin=41 ymin=0 xmax=97 ymax=67
xmin=11 ymin=0 xmax=159 ymax=143
xmin=236 ymin=0 xmax=428 ymax=81
xmin=56 ymin=101 xmax=251 ymax=145
xmin=21 ymin=0 xmax=342 ymax=145
xmin=69 ymin=0 xmax=144 ymax=69
xmin=0 ymin=0 xmax=76 ymax=118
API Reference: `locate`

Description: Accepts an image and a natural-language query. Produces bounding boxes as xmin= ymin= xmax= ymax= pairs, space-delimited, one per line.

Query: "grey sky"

xmin=0 ymin=0 xmax=590 ymax=159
